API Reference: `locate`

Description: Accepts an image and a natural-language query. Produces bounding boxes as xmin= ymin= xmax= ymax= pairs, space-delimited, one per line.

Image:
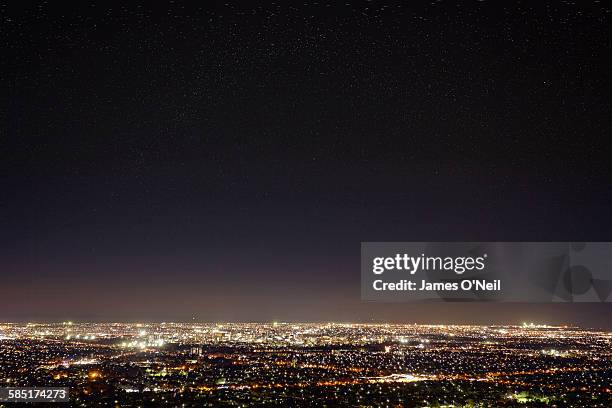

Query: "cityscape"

xmin=4 ymin=2 xmax=612 ymax=407
xmin=0 ymin=322 xmax=610 ymax=407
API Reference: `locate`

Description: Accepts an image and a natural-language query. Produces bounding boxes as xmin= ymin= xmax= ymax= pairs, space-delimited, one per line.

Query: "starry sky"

xmin=2 ymin=2 xmax=612 ymax=327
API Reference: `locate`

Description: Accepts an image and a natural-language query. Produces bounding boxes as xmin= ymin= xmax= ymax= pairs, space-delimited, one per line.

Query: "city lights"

xmin=0 ymin=322 xmax=609 ymax=406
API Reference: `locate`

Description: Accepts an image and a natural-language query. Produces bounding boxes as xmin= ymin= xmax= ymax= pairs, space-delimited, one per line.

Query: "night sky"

xmin=3 ymin=2 xmax=612 ymax=327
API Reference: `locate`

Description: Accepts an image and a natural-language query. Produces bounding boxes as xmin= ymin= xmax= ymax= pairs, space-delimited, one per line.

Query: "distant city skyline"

xmin=2 ymin=301 xmax=612 ymax=330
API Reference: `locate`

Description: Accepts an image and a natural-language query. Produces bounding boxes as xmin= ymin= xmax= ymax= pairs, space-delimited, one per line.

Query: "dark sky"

xmin=2 ymin=1 xmax=612 ymax=327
